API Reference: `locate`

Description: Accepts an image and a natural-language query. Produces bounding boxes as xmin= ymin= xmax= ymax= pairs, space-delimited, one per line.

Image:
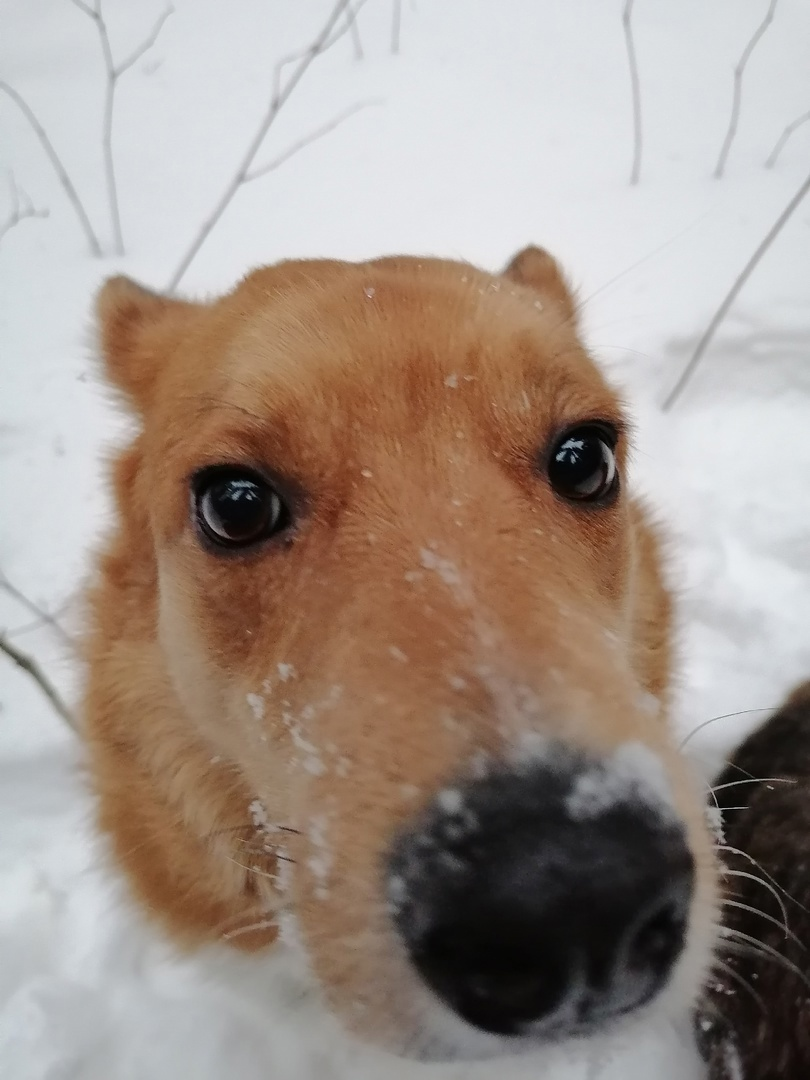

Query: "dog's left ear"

xmin=502 ymin=245 xmax=578 ymax=325
xmin=97 ymin=275 xmax=201 ymax=414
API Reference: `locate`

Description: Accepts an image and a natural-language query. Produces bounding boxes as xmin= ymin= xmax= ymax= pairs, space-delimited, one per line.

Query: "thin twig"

xmin=0 ymin=571 xmax=74 ymax=647
xmin=714 ymin=0 xmax=779 ymax=179
xmin=0 ymin=632 xmax=78 ymax=734
xmin=663 ymin=168 xmax=810 ymax=410
xmin=765 ymin=108 xmax=810 ymax=168
xmin=0 ymin=81 xmax=102 ymax=255
xmin=345 ymin=3 xmax=364 ymax=61
xmin=69 ymin=0 xmax=174 ymax=255
xmin=0 ymin=173 xmax=49 ymax=246
xmin=166 ymin=0 xmax=358 ymax=291
xmin=622 ymin=0 xmax=642 ymax=185
xmin=115 ymin=7 xmax=174 ymax=76
xmin=244 ymin=101 xmax=376 ymax=182
xmin=391 ymin=0 xmax=402 ymax=55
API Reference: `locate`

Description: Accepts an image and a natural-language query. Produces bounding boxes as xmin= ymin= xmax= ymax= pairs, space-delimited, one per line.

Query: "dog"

xmin=697 ymin=681 xmax=810 ymax=1079
xmin=83 ymin=247 xmax=718 ymax=1068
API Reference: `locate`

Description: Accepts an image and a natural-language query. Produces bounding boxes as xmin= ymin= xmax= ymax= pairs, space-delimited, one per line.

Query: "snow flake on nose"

xmin=436 ymin=788 xmax=464 ymax=815
xmin=444 ymin=372 xmax=459 ymax=389
xmin=564 ymin=742 xmax=675 ymax=822
xmin=430 ymin=787 xmax=481 ymax=846
xmin=363 ymin=286 xmax=376 ymax=299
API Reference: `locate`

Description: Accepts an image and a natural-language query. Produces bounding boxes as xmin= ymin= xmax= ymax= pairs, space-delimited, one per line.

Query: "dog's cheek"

xmin=662 ymin=747 xmax=721 ymax=1002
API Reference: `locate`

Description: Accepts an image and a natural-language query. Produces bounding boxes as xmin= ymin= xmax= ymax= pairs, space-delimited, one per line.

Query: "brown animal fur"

xmin=83 ymin=249 xmax=717 ymax=1049
xmin=698 ymin=680 xmax=810 ymax=1079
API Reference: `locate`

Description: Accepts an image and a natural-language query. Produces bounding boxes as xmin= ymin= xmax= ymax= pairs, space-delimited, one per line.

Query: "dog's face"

xmin=92 ymin=250 xmax=717 ymax=1061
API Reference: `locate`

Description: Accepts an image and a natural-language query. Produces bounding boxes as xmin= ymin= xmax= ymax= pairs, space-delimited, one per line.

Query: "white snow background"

xmin=1 ymin=1 xmax=809 ymax=1077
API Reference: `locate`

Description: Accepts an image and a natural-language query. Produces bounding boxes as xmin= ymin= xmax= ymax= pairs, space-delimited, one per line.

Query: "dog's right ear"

xmin=96 ymin=276 xmax=199 ymax=413
xmin=502 ymin=246 xmax=578 ymax=325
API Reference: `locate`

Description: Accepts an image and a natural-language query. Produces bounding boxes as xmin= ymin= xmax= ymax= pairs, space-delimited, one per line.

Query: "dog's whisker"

xmin=709 ymin=956 xmax=766 ymax=1013
xmin=710 ymin=776 xmax=796 ymax=795
xmin=679 ymin=707 xmax=777 ymax=750
xmin=718 ymin=927 xmax=810 ymax=991
xmin=221 ymin=915 xmax=281 ymax=942
xmin=180 ymin=393 xmax=268 ymax=426
xmin=223 ymin=853 xmax=295 ymax=881
xmin=718 ymin=845 xmax=810 ymax=915
xmin=722 ymin=897 xmax=799 ymax=945
xmin=721 ymin=868 xmax=791 ymax=929
xmin=210 ymin=900 xmax=284 ymax=939
xmin=210 ymin=823 xmax=302 ymax=838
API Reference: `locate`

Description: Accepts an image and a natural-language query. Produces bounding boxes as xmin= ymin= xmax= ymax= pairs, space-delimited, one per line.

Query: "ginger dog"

xmin=84 ymin=248 xmax=717 ymax=1062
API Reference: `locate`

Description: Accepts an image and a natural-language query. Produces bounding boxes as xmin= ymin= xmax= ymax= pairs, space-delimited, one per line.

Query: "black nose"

xmin=388 ymin=750 xmax=694 ymax=1037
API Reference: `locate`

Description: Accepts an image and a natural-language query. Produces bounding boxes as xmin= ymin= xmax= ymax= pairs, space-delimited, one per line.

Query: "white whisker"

xmin=710 ymin=777 xmax=796 ymax=795
xmin=679 ymin=708 xmax=776 ymax=750
xmin=222 ymin=917 xmax=279 ymax=942
xmin=722 ymin=897 xmax=800 ymax=946
xmin=720 ymin=926 xmax=810 ymax=991
xmin=718 ymin=844 xmax=807 ymax=916
xmin=711 ymin=956 xmax=766 ymax=1012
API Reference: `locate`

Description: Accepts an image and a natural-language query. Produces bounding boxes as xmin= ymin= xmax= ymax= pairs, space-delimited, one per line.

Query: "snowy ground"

xmin=1 ymin=1 xmax=809 ymax=1077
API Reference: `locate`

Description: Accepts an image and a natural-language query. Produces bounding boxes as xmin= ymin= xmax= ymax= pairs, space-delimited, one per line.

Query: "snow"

xmin=1 ymin=0 xmax=809 ymax=1076
xmin=419 ymin=545 xmax=464 ymax=589
xmin=246 ymin=692 xmax=265 ymax=721
xmin=564 ymin=742 xmax=674 ymax=822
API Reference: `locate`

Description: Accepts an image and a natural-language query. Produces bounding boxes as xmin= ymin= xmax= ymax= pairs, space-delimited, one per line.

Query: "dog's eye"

xmin=194 ymin=468 xmax=289 ymax=548
xmin=548 ymin=426 xmax=618 ymax=503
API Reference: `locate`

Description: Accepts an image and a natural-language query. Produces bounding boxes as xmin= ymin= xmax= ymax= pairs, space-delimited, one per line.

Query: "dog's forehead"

xmin=207 ymin=258 xmax=613 ymax=431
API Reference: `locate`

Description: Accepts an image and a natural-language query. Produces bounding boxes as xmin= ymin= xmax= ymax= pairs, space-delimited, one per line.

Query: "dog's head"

xmin=88 ymin=249 xmax=717 ymax=1061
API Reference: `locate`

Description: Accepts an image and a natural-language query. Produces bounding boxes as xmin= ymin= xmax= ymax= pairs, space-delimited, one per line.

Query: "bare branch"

xmin=662 ymin=169 xmax=810 ymax=411
xmin=765 ymin=108 xmax=810 ymax=168
xmin=0 ymin=632 xmax=79 ymax=735
xmin=69 ymin=0 xmax=173 ymax=255
xmin=0 ymin=173 xmax=49 ymax=246
xmin=69 ymin=0 xmax=122 ymax=254
xmin=244 ymin=101 xmax=376 ymax=182
xmin=167 ymin=0 xmax=358 ymax=291
xmin=345 ymin=3 xmax=364 ymax=62
xmin=714 ymin=0 xmax=779 ymax=179
xmin=67 ymin=0 xmax=98 ymax=18
xmin=391 ymin=0 xmax=402 ymax=55
xmin=0 ymin=81 xmax=102 ymax=255
xmin=0 ymin=571 xmax=74 ymax=648
xmin=622 ymin=0 xmax=642 ymax=185
xmin=115 ymin=7 xmax=174 ymax=78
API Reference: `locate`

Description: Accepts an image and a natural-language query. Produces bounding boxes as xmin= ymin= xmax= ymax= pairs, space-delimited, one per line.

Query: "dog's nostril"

xmin=625 ymin=893 xmax=689 ymax=982
xmin=413 ymin=920 xmax=568 ymax=1035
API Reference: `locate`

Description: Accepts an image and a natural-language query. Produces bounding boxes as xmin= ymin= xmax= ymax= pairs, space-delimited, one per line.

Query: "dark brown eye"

xmin=548 ymin=426 xmax=618 ymax=503
xmin=194 ymin=468 xmax=289 ymax=548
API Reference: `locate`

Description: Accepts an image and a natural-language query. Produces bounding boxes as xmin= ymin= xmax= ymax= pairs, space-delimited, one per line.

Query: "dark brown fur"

xmin=698 ymin=681 xmax=810 ymax=1078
